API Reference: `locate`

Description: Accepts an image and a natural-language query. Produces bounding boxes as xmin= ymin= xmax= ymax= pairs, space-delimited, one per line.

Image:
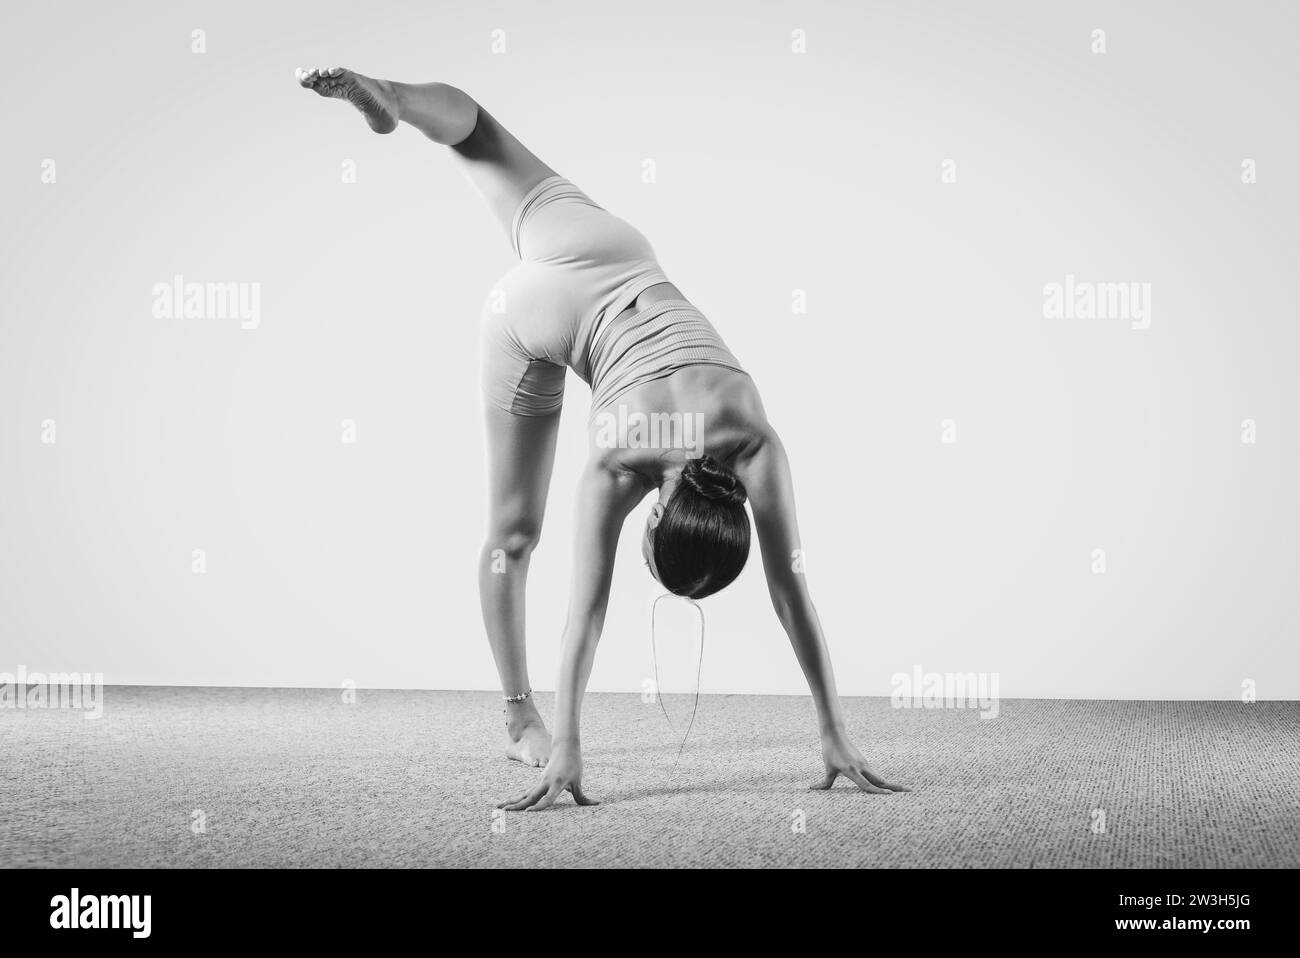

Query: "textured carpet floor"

xmin=1 ymin=688 xmax=1297 ymax=868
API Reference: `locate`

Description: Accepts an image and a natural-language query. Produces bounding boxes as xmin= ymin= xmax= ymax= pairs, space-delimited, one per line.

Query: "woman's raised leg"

xmin=296 ymin=66 xmax=565 ymax=764
xmin=295 ymin=66 xmax=555 ymax=236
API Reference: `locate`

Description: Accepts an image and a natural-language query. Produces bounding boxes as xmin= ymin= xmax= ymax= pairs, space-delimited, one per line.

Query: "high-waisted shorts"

xmin=481 ymin=175 xmax=745 ymax=417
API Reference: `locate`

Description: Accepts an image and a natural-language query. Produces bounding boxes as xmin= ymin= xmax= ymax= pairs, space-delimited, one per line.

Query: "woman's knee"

xmin=485 ymin=520 xmax=542 ymax=561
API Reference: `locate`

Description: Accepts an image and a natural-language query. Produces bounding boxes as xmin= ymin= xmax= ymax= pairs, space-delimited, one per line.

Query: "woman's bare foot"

xmin=295 ymin=66 xmax=399 ymax=134
xmin=505 ymin=701 xmax=552 ymax=767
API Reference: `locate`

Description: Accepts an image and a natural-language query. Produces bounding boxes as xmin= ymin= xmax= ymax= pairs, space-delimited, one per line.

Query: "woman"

xmin=296 ymin=66 xmax=908 ymax=810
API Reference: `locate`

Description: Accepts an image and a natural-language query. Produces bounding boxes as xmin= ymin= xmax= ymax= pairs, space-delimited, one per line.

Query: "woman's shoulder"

xmin=583 ymin=447 xmax=657 ymax=497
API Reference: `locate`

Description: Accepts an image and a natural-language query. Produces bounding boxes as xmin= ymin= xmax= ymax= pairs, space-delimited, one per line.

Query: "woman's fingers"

xmin=813 ymin=764 xmax=909 ymax=794
xmin=500 ymin=783 xmax=548 ymax=811
xmin=863 ymin=768 xmax=911 ymax=792
xmin=810 ymin=769 xmax=838 ymax=790
xmin=496 ymin=783 xmax=543 ymax=808
xmin=527 ymin=784 xmax=564 ymax=811
xmin=499 ymin=781 xmax=601 ymax=812
xmin=570 ymin=784 xmax=600 ymax=806
xmin=842 ymin=767 xmax=892 ymax=794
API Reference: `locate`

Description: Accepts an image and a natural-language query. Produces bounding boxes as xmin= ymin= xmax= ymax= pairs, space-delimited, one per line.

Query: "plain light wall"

xmin=1 ymin=0 xmax=1296 ymax=699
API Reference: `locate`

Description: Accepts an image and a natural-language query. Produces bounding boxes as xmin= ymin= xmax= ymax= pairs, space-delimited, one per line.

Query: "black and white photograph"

xmin=1 ymin=0 xmax=1296 ymax=941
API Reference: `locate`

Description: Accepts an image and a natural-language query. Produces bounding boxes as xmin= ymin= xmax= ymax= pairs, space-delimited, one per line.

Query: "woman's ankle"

xmin=504 ymin=697 xmax=544 ymax=737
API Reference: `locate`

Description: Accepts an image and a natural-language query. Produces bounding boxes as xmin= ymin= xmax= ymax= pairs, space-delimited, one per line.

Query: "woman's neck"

xmin=655 ymin=455 xmax=685 ymax=501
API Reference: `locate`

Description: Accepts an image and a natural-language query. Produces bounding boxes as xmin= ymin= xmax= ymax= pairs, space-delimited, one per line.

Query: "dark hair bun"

xmin=656 ymin=454 xmax=752 ymax=598
xmin=681 ymin=455 xmax=747 ymax=507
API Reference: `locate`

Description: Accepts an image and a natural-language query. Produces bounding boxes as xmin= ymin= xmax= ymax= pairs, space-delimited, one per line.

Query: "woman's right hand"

xmin=496 ymin=741 xmax=600 ymax=811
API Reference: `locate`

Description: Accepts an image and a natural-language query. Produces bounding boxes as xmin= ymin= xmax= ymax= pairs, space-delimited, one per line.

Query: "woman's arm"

xmin=739 ymin=430 xmax=909 ymax=794
xmin=497 ymin=462 xmax=646 ymax=811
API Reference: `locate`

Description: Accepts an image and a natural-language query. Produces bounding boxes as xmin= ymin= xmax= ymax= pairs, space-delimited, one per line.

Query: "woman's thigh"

xmin=481 ymin=402 xmax=562 ymax=539
xmin=453 ymin=108 xmax=557 ymax=238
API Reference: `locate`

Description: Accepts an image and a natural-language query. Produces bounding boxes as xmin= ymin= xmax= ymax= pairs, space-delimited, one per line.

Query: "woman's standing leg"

xmin=296 ymin=67 xmax=563 ymax=765
xmin=479 ymin=406 xmax=561 ymax=766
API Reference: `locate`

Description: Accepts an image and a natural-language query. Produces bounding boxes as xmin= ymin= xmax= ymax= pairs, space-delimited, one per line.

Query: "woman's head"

xmin=642 ymin=455 xmax=750 ymax=599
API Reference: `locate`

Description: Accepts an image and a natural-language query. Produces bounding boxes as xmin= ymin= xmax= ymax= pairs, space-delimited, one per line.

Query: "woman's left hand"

xmin=814 ymin=730 xmax=910 ymax=794
xmin=496 ymin=741 xmax=597 ymax=812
